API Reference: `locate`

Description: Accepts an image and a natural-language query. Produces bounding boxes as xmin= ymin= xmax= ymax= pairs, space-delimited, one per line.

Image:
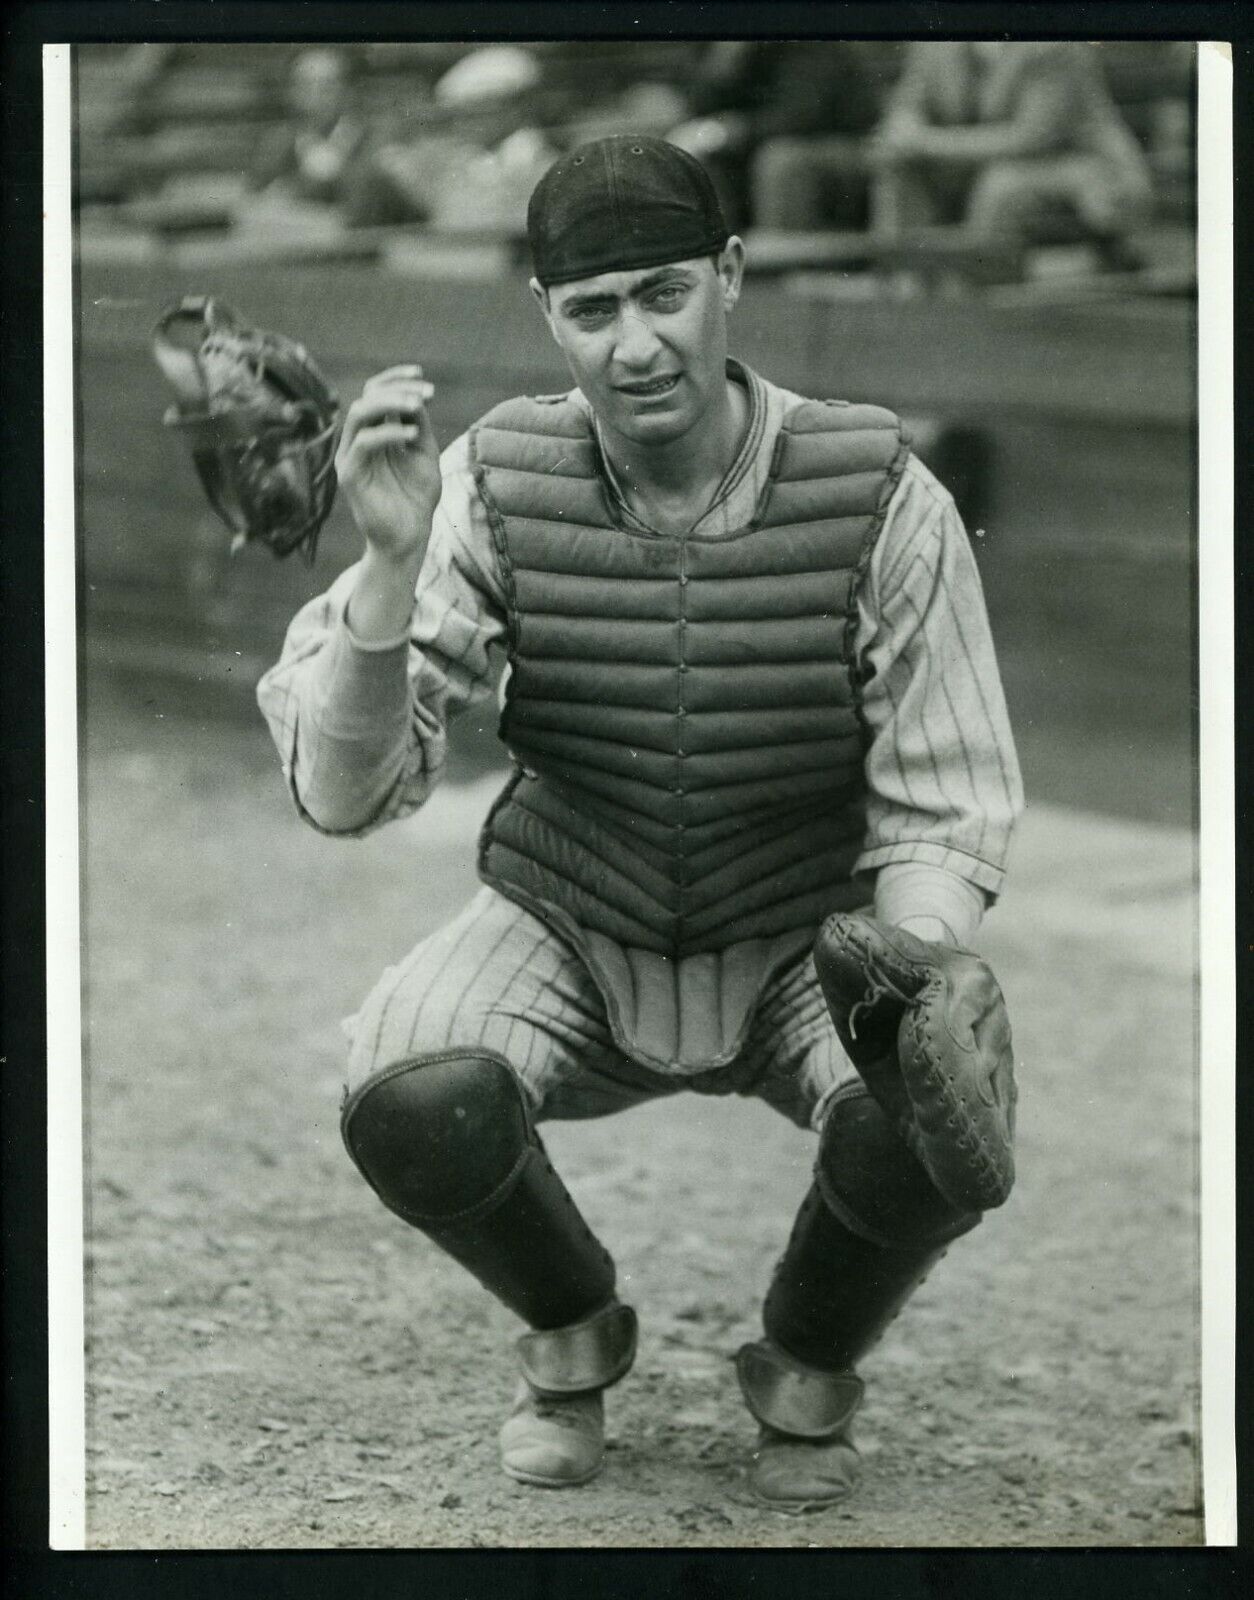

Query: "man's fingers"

xmin=340 ymin=387 xmax=433 ymax=448
xmin=349 ymin=384 xmax=434 ymax=420
xmin=363 ymin=364 xmax=426 ymax=390
xmin=337 ymin=420 xmax=420 ymax=470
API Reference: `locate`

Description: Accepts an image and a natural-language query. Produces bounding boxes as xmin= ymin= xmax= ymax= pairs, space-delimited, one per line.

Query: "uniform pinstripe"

xmin=343 ymin=884 xmax=849 ymax=1130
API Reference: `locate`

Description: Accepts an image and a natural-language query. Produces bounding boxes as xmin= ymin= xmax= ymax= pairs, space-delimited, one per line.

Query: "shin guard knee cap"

xmin=341 ymin=1051 xmax=531 ymax=1222
xmin=817 ymin=1084 xmax=979 ymax=1249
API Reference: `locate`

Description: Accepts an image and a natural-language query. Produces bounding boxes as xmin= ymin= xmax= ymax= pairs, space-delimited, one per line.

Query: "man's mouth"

xmin=615 ymin=374 xmax=681 ymax=398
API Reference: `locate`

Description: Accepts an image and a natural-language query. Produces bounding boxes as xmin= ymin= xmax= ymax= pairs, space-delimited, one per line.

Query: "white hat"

xmin=434 ymin=45 xmax=540 ymax=107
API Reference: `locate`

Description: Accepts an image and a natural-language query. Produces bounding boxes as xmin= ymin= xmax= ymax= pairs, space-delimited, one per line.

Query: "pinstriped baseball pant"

xmin=343 ymin=886 xmax=856 ymax=1130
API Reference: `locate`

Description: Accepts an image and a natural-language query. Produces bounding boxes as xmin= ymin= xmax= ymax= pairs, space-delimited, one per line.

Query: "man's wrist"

xmin=896 ymin=914 xmax=957 ymax=947
xmin=873 ymin=862 xmax=986 ymax=950
xmin=362 ymin=532 xmax=428 ymax=577
xmin=346 ymin=542 xmax=425 ymax=643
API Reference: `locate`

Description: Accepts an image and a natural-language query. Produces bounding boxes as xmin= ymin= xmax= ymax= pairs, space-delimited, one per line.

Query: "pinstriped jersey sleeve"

xmin=853 ymin=454 xmax=1024 ymax=898
xmin=255 ymin=432 xmax=507 ymax=837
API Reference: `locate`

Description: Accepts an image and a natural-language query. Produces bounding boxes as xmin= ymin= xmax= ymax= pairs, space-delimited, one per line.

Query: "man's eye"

xmin=571 ymin=306 xmax=612 ymax=325
xmin=648 ymin=286 xmax=685 ymax=308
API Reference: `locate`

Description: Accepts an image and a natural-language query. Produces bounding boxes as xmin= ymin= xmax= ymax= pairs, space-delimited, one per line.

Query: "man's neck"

xmin=600 ymin=375 xmax=749 ymax=515
xmin=306 ymin=113 xmax=346 ymax=140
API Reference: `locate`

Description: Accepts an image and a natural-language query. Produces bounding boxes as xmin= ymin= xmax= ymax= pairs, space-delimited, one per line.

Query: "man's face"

xmin=533 ymin=241 xmax=744 ymax=447
xmin=289 ymin=52 xmax=349 ymax=126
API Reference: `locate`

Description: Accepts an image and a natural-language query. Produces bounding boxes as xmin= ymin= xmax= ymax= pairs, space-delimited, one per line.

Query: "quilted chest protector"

xmin=471 ymin=391 xmax=908 ymax=1072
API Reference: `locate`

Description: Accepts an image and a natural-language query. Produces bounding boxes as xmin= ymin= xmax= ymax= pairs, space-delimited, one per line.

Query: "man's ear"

xmin=529 ymin=276 xmax=560 ymax=343
xmin=717 ymin=236 xmax=746 ymax=310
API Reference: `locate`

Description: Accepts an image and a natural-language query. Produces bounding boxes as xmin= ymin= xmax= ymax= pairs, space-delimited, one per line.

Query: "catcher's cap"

xmin=527 ymin=134 xmax=729 ymax=288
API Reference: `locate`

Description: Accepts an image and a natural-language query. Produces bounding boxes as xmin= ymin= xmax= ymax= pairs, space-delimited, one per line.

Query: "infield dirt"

xmin=77 ymin=682 xmax=1202 ymax=1548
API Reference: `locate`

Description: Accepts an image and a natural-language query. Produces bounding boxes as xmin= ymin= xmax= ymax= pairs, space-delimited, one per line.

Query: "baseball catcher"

xmin=153 ymin=294 xmax=340 ymax=564
xmin=255 ymin=135 xmax=1024 ymax=1511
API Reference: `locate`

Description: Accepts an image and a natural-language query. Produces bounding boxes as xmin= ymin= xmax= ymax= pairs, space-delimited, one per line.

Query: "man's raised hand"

xmin=336 ymin=364 xmax=442 ymax=564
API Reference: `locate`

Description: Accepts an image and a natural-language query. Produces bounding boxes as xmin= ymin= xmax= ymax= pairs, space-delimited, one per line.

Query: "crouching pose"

xmin=258 ymin=135 xmax=1023 ymax=1509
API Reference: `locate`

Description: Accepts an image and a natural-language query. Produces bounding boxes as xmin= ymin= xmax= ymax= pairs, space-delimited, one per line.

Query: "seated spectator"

xmin=667 ymin=42 xmax=884 ymax=230
xmin=83 ymin=42 xmax=181 ymax=139
xmin=246 ymin=49 xmax=374 ymax=220
xmin=559 ymin=79 xmax=692 ymax=149
xmin=362 ymin=45 xmax=560 ymax=232
xmin=869 ymin=41 xmax=1154 ymax=266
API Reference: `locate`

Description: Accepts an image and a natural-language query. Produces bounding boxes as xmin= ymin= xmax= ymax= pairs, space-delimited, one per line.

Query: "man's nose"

xmin=613 ymin=312 xmax=662 ymax=368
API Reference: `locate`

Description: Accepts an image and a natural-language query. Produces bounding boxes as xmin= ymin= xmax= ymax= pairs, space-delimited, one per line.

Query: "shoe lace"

xmin=526 ymin=1392 xmax=597 ymax=1428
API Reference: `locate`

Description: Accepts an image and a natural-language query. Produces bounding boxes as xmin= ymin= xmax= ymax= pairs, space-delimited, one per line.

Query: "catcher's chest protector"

xmin=471 ymin=392 xmax=908 ymax=1072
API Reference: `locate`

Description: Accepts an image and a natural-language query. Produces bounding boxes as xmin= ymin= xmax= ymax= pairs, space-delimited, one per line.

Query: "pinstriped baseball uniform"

xmin=257 ymin=360 xmax=1023 ymax=1128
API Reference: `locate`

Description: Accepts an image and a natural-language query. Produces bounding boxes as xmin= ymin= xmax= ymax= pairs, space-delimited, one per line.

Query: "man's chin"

xmin=612 ymin=406 xmax=694 ymax=446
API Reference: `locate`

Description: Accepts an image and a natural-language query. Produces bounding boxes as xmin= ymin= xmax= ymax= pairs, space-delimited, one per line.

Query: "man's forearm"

xmin=873 ymin=861 xmax=986 ymax=948
xmin=345 ymin=541 xmax=427 ymax=645
xmin=910 ymin=117 xmax=1054 ymax=166
xmin=256 ymin=563 xmax=447 ymax=838
xmin=285 ymin=614 xmax=425 ymax=835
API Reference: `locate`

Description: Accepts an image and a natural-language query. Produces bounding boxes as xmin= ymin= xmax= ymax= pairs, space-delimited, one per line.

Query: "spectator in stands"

xmin=247 ymin=49 xmax=373 ymax=218
xmin=869 ymin=41 xmax=1154 ymax=268
xmin=88 ymin=42 xmax=180 ymax=138
xmin=361 ymin=45 xmax=560 ymax=232
xmin=667 ymin=42 xmax=885 ymax=230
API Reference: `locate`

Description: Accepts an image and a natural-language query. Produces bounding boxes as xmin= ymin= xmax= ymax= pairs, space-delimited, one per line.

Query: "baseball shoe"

xmin=498 ymin=1381 xmax=605 ymax=1487
xmin=499 ymin=1299 xmax=637 ymax=1487
xmin=747 ymin=1423 xmax=862 ymax=1511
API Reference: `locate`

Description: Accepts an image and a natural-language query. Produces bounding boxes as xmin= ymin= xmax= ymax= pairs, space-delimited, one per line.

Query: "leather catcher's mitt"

xmin=814 ymin=912 xmax=1017 ymax=1212
xmin=153 ymin=296 xmax=340 ymax=564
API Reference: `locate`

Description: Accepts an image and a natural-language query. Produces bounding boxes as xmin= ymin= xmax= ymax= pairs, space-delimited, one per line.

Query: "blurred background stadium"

xmin=76 ymin=37 xmax=1197 ymax=825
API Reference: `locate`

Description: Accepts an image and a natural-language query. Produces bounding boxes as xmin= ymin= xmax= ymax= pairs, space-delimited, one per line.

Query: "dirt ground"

xmin=78 ymin=678 xmax=1203 ymax=1549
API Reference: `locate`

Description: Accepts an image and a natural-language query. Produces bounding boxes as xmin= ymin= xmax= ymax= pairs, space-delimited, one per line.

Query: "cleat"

xmin=748 ymin=1424 xmax=862 ymax=1511
xmin=499 ymin=1382 xmax=605 ymax=1487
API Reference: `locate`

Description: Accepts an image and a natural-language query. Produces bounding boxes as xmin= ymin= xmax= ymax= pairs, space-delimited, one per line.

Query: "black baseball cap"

xmin=528 ymin=135 xmax=730 ymax=288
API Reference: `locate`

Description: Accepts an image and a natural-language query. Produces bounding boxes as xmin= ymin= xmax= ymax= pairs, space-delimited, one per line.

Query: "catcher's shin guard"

xmin=341 ymin=1052 xmax=617 ymax=1332
xmin=738 ymin=1084 xmax=979 ymax=1438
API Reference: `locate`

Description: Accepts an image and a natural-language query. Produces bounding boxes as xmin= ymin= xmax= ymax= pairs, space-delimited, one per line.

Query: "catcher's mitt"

xmin=153 ymin=296 xmax=340 ymax=564
xmin=814 ymin=912 xmax=1017 ymax=1212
